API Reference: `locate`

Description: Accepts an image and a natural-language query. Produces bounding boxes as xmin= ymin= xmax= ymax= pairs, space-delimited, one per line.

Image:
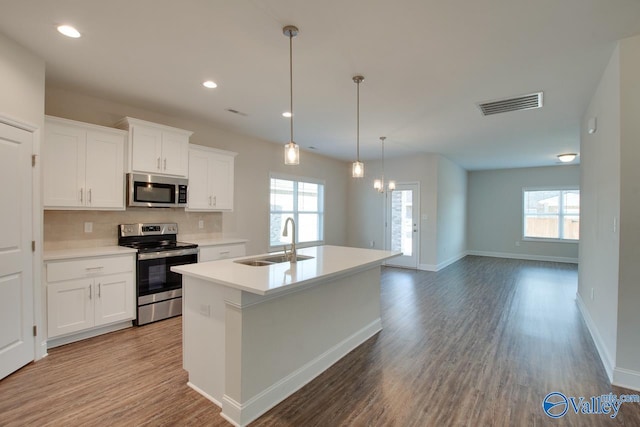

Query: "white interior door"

xmin=0 ymin=121 xmax=34 ymax=379
xmin=385 ymin=183 xmax=419 ymax=269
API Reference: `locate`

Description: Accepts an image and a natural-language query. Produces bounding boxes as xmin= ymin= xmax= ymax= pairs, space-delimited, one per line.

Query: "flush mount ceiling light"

xmin=351 ymin=75 xmax=365 ymax=178
xmin=283 ymin=25 xmax=300 ymax=165
xmin=202 ymin=80 xmax=217 ymax=89
xmin=282 ymin=112 xmax=292 ymax=118
xmin=557 ymin=153 xmax=577 ymax=163
xmin=57 ymin=25 xmax=81 ymax=38
xmin=374 ymin=137 xmax=395 ymax=193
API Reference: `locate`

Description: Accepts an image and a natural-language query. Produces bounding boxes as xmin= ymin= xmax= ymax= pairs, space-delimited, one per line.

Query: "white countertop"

xmin=172 ymin=245 xmax=401 ymax=296
xmin=43 ymin=245 xmax=138 ymax=261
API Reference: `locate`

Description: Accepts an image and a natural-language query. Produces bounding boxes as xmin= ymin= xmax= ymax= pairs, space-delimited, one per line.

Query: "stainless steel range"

xmin=118 ymin=223 xmax=198 ymax=325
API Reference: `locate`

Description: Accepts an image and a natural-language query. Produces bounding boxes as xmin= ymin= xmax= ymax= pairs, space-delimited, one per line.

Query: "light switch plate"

xmin=84 ymin=222 xmax=93 ymax=233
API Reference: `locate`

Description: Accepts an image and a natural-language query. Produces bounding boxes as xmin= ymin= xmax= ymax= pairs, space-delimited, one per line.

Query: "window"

xmin=523 ymin=188 xmax=580 ymax=241
xmin=270 ymin=174 xmax=324 ymax=248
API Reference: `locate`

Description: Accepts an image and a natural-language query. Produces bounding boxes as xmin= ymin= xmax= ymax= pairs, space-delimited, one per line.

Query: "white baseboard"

xmin=47 ymin=320 xmax=132 ymax=348
xmin=613 ymin=368 xmax=640 ymax=392
xmin=418 ymin=263 xmax=437 ymax=272
xmin=467 ymin=250 xmax=578 ymax=264
xmin=575 ymin=293 xmax=615 ymax=381
xmin=220 ymin=318 xmax=382 ymax=427
xmin=187 ymin=381 xmax=222 ymax=407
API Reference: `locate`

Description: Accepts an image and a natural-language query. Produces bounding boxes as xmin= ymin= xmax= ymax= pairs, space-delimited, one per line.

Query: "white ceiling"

xmin=2 ymin=0 xmax=640 ymax=170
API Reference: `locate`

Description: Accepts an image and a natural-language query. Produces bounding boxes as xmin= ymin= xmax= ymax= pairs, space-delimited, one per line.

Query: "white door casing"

xmin=385 ymin=182 xmax=420 ymax=269
xmin=0 ymin=121 xmax=34 ymax=380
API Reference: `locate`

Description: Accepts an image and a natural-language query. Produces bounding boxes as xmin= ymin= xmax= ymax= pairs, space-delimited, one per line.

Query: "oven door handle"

xmin=137 ymin=248 xmax=199 ymax=261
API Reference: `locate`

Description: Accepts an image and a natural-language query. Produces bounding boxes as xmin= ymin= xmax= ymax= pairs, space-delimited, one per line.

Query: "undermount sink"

xmin=234 ymin=254 xmax=314 ymax=266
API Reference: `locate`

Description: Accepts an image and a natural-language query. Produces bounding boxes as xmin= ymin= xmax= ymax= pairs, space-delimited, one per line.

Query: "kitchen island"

xmin=171 ymin=245 xmax=400 ymax=427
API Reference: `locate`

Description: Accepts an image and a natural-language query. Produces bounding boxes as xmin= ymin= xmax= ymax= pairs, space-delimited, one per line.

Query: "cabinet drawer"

xmin=47 ymin=255 xmax=134 ymax=283
xmin=199 ymin=244 xmax=246 ymax=262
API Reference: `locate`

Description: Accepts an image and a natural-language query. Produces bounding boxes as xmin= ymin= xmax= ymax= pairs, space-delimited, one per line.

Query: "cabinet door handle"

xmin=209 ymin=196 xmax=212 ymax=206
xmin=157 ymin=157 xmax=161 ymax=170
xmin=213 ymin=196 xmax=217 ymax=206
xmin=98 ymin=283 xmax=101 ymax=298
xmin=89 ymin=285 xmax=92 ymax=300
xmin=80 ymin=188 xmax=83 ymax=203
xmin=164 ymin=158 xmax=167 ymax=170
xmin=88 ymin=189 xmax=92 ymax=203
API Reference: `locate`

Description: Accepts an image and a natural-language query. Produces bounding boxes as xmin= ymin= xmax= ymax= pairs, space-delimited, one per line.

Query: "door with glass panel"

xmin=385 ymin=183 xmax=419 ymax=269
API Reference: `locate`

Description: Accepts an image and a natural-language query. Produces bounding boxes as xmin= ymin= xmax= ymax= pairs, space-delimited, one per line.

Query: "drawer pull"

xmin=219 ymin=251 xmax=231 ymax=255
xmin=85 ymin=266 xmax=104 ymax=271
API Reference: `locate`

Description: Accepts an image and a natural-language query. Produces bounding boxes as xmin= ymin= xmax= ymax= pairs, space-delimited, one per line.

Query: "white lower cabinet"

xmin=46 ymin=253 xmax=135 ymax=342
xmin=198 ymin=243 xmax=246 ymax=262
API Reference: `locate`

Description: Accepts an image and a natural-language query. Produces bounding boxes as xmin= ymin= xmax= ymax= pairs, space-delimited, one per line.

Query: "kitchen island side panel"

xmin=221 ymin=267 xmax=382 ymax=425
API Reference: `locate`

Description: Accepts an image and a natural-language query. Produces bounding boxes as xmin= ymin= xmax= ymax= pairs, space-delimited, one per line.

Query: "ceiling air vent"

xmin=225 ymin=108 xmax=248 ymax=117
xmin=478 ymin=92 xmax=543 ymax=116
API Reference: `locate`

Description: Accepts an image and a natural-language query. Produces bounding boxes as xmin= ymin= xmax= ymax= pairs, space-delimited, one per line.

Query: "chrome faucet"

xmin=282 ymin=217 xmax=297 ymax=263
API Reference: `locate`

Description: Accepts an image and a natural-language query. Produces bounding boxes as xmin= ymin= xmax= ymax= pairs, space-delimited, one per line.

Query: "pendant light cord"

xmin=356 ymin=80 xmax=360 ymax=162
xmin=289 ymin=32 xmax=294 ymax=143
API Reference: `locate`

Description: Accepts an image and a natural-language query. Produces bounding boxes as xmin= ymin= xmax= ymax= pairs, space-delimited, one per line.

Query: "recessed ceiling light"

xmin=202 ymin=80 xmax=217 ymax=89
xmin=57 ymin=25 xmax=81 ymax=38
xmin=557 ymin=153 xmax=577 ymax=163
xmin=282 ymin=112 xmax=292 ymax=118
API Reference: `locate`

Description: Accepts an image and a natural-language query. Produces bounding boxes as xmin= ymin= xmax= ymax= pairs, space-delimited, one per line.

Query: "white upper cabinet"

xmin=116 ymin=117 xmax=192 ymax=177
xmin=44 ymin=116 xmax=126 ymax=210
xmin=187 ymin=144 xmax=236 ymax=212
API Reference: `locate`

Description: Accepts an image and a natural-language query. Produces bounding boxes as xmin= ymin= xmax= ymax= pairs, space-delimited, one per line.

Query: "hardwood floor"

xmin=1 ymin=256 xmax=638 ymax=426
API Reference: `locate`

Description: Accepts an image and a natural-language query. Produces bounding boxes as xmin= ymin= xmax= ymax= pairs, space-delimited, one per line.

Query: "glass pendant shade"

xmin=388 ymin=180 xmax=396 ymax=191
xmin=285 ymin=141 xmax=299 ymax=165
xmin=352 ymin=161 xmax=364 ymax=178
xmin=374 ymin=179 xmax=382 ymax=191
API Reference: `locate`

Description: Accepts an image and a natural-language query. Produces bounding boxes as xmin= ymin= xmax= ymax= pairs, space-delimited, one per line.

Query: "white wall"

xmin=44 ymin=87 xmax=349 ymax=256
xmin=617 ymin=35 xmax=640 ymax=379
xmin=578 ymin=44 xmax=620 ymax=377
xmin=0 ymin=31 xmax=46 ymax=358
xmin=436 ymin=156 xmax=467 ymax=268
xmin=579 ymin=35 xmax=640 ymax=390
xmin=467 ymin=166 xmax=580 ymax=262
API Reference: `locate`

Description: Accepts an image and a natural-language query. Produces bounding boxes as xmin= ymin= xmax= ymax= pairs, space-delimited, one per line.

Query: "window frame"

xmin=522 ymin=186 xmax=580 ymax=243
xmin=269 ymin=172 xmax=325 ymax=251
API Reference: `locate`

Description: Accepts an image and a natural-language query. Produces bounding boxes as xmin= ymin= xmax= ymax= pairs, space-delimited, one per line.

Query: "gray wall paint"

xmin=347 ymin=153 xmax=439 ymax=266
xmin=617 ymin=35 xmax=640 ymax=374
xmin=0 ymin=32 xmax=45 ymax=128
xmin=347 ymin=153 xmax=467 ymax=270
xmin=467 ymin=166 xmax=580 ymax=261
xmin=579 ymin=44 xmax=620 ymax=372
xmin=44 ymin=87 xmax=349 ymax=256
xmin=436 ymin=156 xmax=467 ymax=266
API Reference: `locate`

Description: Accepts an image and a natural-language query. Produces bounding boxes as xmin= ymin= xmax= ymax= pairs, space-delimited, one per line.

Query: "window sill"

xmin=522 ymin=237 xmax=579 ymax=244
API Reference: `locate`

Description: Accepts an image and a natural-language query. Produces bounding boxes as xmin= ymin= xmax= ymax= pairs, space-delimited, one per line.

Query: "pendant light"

xmin=352 ymin=75 xmax=365 ymax=178
xmin=283 ymin=25 xmax=300 ymax=165
xmin=374 ymin=136 xmax=395 ymax=192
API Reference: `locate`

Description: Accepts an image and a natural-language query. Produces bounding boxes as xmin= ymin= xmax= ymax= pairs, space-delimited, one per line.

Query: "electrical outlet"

xmin=369 ymin=240 xmax=375 ymax=248
xmin=198 ymin=219 xmax=204 ymax=229
xmin=84 ymin=222 xmax=93 ymax=233
xmin=199 ymin=304 xmax=211 ymax=317
xmin=591 ymin=288 xmax=595 ymax=300
xmin=515 ymin=241 xmax=520 ymax=247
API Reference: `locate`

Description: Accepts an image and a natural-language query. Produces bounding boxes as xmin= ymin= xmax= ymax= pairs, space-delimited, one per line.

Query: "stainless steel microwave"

xmin=127 ymin=173 xmax=188 ymax=208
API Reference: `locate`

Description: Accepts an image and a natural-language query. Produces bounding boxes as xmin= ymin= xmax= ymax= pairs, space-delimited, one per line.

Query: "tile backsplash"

xmin=44 ymin=208 xmax=222 ymax=250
